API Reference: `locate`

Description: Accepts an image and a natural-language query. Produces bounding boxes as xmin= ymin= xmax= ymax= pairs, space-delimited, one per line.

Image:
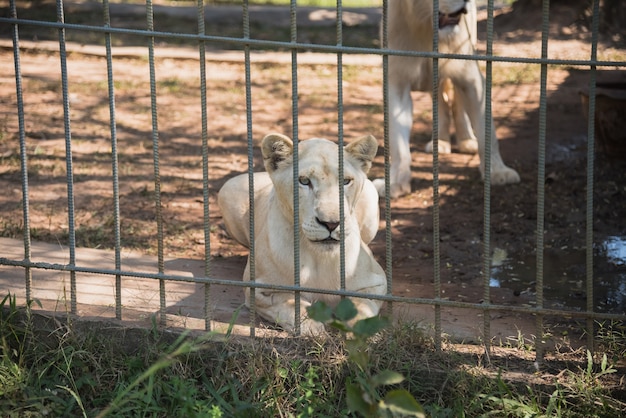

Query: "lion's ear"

xmin=346 ymin=135 xmax=378 ymax=173
xmin=262 ymin=133 xmax=294 ymax=173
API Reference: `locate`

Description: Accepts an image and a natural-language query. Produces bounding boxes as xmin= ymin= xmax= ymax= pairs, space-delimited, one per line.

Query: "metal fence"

xmin=1 ymin=0 xmax=625 ymax=362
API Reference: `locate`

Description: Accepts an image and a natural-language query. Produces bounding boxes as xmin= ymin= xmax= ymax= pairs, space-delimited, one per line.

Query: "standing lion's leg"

xmin=456 ymin=64 xmax=520 ymax=185
xmin=374 ymin=82 xmax=414 ymax=199
xmin=450 ymin=83 xmax=479 ymax=154
xmin=426 ymin=78 xmax=453 ymax=154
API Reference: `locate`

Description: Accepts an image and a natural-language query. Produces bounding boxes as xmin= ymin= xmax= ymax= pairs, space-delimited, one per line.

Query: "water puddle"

xmin=490 ymin=236 xmax=626 ymax=314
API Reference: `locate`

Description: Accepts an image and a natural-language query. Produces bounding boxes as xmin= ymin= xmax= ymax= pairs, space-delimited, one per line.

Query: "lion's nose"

xmin=316 ymin=218 xmax=339 ymax=232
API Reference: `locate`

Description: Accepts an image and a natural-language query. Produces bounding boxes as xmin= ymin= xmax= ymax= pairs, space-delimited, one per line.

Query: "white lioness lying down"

xmin=218 ymin=133 xmax=386 ymax=334
xmin=374 ymin=0 xmax=520 ymax=198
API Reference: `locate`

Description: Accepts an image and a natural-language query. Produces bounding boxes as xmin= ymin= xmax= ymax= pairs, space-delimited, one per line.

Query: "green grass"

xmin=1 ymin=294 xmax=624 ymax=417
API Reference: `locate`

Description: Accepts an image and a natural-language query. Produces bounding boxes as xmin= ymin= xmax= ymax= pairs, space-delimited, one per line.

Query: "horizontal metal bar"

xmin=2 ymin=257 xmax=625 ymax=322
xmin=1 ymin=17 xmax=623 ymax=68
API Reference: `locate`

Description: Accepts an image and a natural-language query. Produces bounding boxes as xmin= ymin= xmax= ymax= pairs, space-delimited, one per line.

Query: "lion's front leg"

xmin=373 ymin=82 xmax=414 ymax=199
xmin=457 ymin=65 xmax=520 ymax=185
xmin=346 ymin=275 xmax=386 ymax=326
xmin=246 ymin=290 xmax=325 ymax=335
xmin=426 ymin=78 xmax=453 ymax=155
xmin=450 ymin=84 xmax=479 ymax=155
xmin=348 ymin=297 xmax=383 ymax=326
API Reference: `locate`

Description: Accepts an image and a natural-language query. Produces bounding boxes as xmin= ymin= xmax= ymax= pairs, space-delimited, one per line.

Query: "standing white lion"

xmin=374 ymin=0 xmax=520 ymax=198
xmin=218 ymin=133 xmax=386 ymax=334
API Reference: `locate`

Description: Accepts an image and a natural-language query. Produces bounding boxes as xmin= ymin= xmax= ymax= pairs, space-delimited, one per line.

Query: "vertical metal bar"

xmin=290 ymin=0 xmax=301 ymax=335
xmin=243 ymin=0 xmax=257 ymax=337
xmin=56 ymin=0 xmax=77 ymax=314
xmin=146 ymin=0 xmax=166 ymax=325
xmin=431 ymin=0 xmax=442 ymax=353
xmin=103 ymin=0 xmax=123 ymax=321
xmin=535 ymin=0 xmax=550 ymax=365
xmin=585 ymin=0 xmax=601 ymax=354
xmin=197 ymin=0 xmax=212 ymax=332
xmin=481 ymin=0 xmax=495 ymax=355
xmin=10 ymin=0 xmax=32 ymax=303
xmin=336 ymin=0 xmax=346 ymax=294
xmin=381 ymin=0 xmax=392 ymax=316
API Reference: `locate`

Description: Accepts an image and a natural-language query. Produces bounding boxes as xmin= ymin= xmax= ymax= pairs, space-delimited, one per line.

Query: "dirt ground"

xmin=0 ymin=2 xmax=625 ymax=344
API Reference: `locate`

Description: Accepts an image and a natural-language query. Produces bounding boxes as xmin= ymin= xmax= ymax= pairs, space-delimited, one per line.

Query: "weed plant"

xmin=0 ymin=294 xmax=624 ymax=417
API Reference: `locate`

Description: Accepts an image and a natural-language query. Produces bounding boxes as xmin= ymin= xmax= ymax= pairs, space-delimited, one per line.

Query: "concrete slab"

xmin=0 ymin=237 xmax=275 ymax=335
xmin=0 ymin=237 xmax=544 ymax=344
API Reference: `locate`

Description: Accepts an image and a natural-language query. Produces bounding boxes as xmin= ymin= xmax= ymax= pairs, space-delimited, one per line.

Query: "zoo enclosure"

xmin=1 ymin=0 xmax=625 ymax=362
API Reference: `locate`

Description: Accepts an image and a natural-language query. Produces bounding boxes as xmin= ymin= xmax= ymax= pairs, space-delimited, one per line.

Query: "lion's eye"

xmin=298 ymin=176 xmax=311 ymax=186
xmin=343 ymin=178 xmax=353 ymax=186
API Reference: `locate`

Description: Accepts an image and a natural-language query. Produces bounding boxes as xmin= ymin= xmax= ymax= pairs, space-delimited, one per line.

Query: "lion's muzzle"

xmin=316 ymin=217 xmax=339 ymax=233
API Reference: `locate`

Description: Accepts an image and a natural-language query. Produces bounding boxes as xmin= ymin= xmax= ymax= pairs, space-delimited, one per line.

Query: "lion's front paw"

xmin=425 ymin=139 xmax=452 ymax=154
xmin=372 ymin=178 xmax=411 ymax=199
xmin=300 ymin=318 xmax=327 ymax=336
xmin=457 ymin=138 xmax=478 ymax=154
xmin=491 ymin=166 xmax=521 ymax=185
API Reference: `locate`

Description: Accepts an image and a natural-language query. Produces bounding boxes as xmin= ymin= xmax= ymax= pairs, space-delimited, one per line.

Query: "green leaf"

xmin=306 ymin=301 xmax=333 ymax=323
xmin=346 ymin=338 xmax=366 ymax=353
xmin=334 ymin=299 xmax=358 ymax=321
xmin=277 ymin=367 xmax=288 ymax=379
xmin=353 ymin=315 xmax=390 ymax=337
xmin=57 ymin=385 xmax=88 ymax=418
xmin=346 ymin=382 xmax=373 ymax=416
xmin=381 ymin=389 xmax=425 ymax=417
xmin=348 ymin=348 xmax=369 ymax=370
xmin=372 ymin=370 xmax=404 ymax=388
xmin=328 ymin=319 xmax=352 ymax=333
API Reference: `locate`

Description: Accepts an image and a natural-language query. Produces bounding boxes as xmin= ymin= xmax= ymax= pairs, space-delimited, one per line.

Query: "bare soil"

xmin=0 ymin=2 xmax=625 ymax=344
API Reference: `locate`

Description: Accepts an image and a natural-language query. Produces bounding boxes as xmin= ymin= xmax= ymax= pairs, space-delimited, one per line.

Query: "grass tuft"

xmin=1 ymin=294 xmax=624 ymax=416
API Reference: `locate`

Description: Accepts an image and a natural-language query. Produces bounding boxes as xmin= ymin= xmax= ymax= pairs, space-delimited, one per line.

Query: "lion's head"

xmin=261 ymin=133 xmax=378 ymax=248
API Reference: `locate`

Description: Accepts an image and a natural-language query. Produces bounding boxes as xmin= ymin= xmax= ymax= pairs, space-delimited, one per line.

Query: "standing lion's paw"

xmin=372 ymin=178 xmax=411 ymax=199
xmin=491 ymin=167 xmax=521 ymax=185
xmin=457 ymin=138 xmax=478 ymax=154
xmin=425 ymin=139 xmax=452 ymax=154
